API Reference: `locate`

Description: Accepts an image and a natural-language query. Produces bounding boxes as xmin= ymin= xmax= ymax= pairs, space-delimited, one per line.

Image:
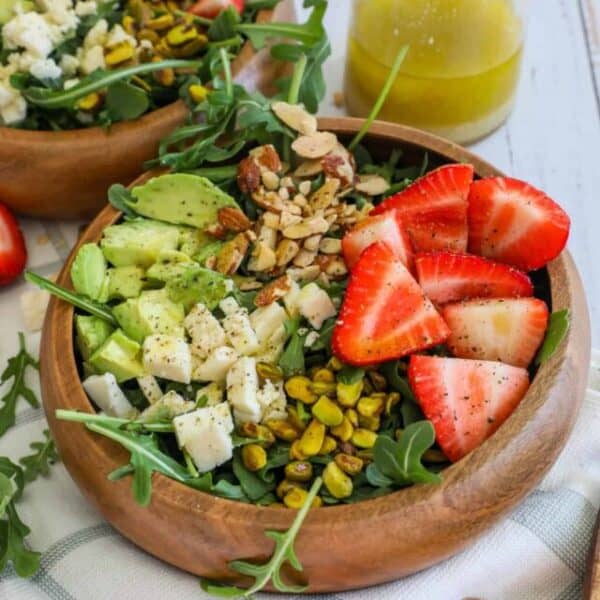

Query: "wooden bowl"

xmin=40 ymin=118 xmax=591 ymax=592
xmin=0 ymin=0 xmax=295 ymax=221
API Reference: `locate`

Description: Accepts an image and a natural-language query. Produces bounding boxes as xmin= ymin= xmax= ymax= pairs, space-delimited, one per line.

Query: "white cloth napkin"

xmin=0 ymin=224 xmax=599 ymax=600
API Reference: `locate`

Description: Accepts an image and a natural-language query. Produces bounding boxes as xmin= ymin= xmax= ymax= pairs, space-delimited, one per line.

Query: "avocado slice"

xmin=166 ymin=265 xmax=228 ymax=311
xmin=146 ymin=250 xmax=195 ymax=283
xmin=106 ymin=266 xmax=146 ymax=300
xmin=113 ymin=289 xmax=185 ymax=343
xmin=100 ymin=219 xmax=180 ymax=268
xmin=89 ymin=329 xmax=145 ymax=382
xmin=128 ymin=174 xmax=239 ymax=229
xmin=75 ymin=315 xmax=115 ymax=361
xmin=71 ymin=243 xmax=107 ymax=301
xmin=179 ymin=226 xmax=213 ymax=257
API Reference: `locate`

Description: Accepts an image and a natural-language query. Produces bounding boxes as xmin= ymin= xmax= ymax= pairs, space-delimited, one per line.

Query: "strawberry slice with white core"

xmin=468 ymin=177 xmax=570 ymax=271
xmin=331 ymin=242 xmax=450 ymax=366
xmin=441 ymin=297 xmax=549 ymax=368
xmin=415 ymin=252 xmax=533 ymax=305
xmin=371 ymin=164 xmax=474 ymax=253
xmin=342 ymin=209 xmax=413 ymax=270
xmin=408 ymin=355 xmax=529 ymax=462
xmin=0 ymin=202 xmax=27 ymax=286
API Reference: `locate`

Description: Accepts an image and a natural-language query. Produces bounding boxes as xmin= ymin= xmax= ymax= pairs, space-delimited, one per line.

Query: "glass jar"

xmin=344 ymin=0 xmax=527 ymax=144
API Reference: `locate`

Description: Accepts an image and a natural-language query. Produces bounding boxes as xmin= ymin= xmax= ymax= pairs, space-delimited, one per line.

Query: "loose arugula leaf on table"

xmin=0 ymin=501 xmax=41 ymax=578
xmin=25 ymin=271 xmax=117 ymax=326
xmin=535 ymin=309 xmax=571 ymax=365
xmin=367 ymin=422 xmax=441 ymax=488
xmin=0 ymin=333 xmax=39 ymax=437
xmin=19 ymin=430 xmax=59 ymax=484
xmin=0 ymin=458 xmax=24 ymax=502
xmin=201 ymin=477 xmax=323 ymax=597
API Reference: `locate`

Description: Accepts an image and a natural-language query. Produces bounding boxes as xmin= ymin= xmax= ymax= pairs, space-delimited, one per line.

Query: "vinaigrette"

xmin=344 ymin=0 xmax=525 ymax=144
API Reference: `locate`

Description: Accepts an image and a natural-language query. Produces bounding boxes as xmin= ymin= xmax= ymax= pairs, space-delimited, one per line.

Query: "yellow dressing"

xmin=344 ymin=0 xmax=525 ymax=143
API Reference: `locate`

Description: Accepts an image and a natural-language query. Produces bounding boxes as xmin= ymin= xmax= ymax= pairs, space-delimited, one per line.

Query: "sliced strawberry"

xmin=331 ymin=242 xmax=450 ymax=366
xmin=415 ymin=252 xmax=533 ymax=305
xmin=0 ymin=202 xmax=27 ymax=286
xmin=342 ymin=209 xmax=413 ymax=270
xmin=468 ymin=177 xmax=570 ymax=271
xmin=441 ymin=298 xmax=549 ymax=368
xmin=408 ymin=355 xmax=529 ymax=462
xmin=187 ymin=0 xmax=244 ymax=18
xmin=371 ymin=164 xmax=474 ymax=253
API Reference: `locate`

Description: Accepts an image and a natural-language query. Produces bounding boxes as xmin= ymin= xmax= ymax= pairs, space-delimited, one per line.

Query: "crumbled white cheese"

xmin=257 ymin=380 xmax=287 ymax=422
xmin=63 ymin=77 xmax=80 ymax=90
xmin=30 ymin=57 xmax=62 ymax=80
xmin=79 ymin=44 xmax=105 ymax=74
xmin=105 ymin=23 xmax=137 ymax=48
xmin=83 ymin=17 xmax=107 ymax=47
xmin=75 ymin=0 xmax=97 ymax=17
xmin=0 ymin=65 xmax=25 ymax=124
xmin=2 ymin=12 xmax=57 ymax=57
xmin=60 ymin=53 xmax=80 ymax=76
xmin=142 ymin=334 xmax=192 ymax=384
xmin=173 ymin=403 xmax=234 ymax=473
xmin=83 ymin=373 xmax=136 ymax=418
xmin=296 ymin=283 xmax=336 ymax=329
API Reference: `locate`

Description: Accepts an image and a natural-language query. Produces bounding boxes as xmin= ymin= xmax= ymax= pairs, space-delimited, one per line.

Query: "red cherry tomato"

xmin=0 ymin=202 xmax=27 ymax=286
xmin=187 ymin=0 xmax=245 ymax=18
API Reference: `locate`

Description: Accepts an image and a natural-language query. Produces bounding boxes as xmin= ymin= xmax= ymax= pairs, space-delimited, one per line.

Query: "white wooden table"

xmin=297 ymin=0 xmax=600 ymax=347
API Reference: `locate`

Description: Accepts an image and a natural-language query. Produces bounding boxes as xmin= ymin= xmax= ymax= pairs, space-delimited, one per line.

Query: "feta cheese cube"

xmin=222 ymin=307 xmax=260 ymax=356
xmin=184 ymin=303 xmax=227 ymax=361
xmin=249 ymin=303 xmax=287 ymax=348
xmin=136 ymin=375 xmax=162 ymax=405
xmin=283 ymin=279 xmax=302 ymax=316
xmin=140 ymin=390 xmax=194 ymax=422
xmin=257 ymin=380 xmax=287 ymax=422
xmin=83 ymin=18 xmax=108 ymax=47
xmin=254 ymin=324 xmax=288 ymax=364
xmin=226 ymin=356 xmax=261 ymax=424
xmin=83 ymin=373 xmax=135 ymax=418
xmin=193 ymin=346 xmax=238 ymax=382
xmin=297 ymin=283 xmax=336 ymax=329
xmin=79 ymin=45 xmax=105 ymax=74
xmin=219 ymin=297 xmax=239 ymax=316
xmin=142 ymin=334 xmax=192 ymax=384
xmin=173 ymin=403 xmax=234 ymax=473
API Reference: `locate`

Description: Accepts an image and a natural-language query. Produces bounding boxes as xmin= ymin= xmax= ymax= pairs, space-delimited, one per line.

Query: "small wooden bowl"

xmin=40 ymin=118 xmax=591 ymax=592
xmin=0 ymin=0 xmax=295 ymax=220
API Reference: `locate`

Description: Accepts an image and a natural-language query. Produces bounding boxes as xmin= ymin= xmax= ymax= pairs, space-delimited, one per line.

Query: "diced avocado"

xmin=106 ymin=266 xmax=146 ymax=300
xmin=127 ymin=174 xmax=238 ymax=229
xmin=146 ymin=250 xmax=195 ymax=283
xmin=166 ymin=266 xmax=228 ymax=311
xmin=0 ymin=0 xmax=34 ymax=24
xmin=89 ymin=329 xmax=145 ymax=382
xmin=100 ymin=219 xmax=180 ymax=268
xmin=71 ymin=243 xmax=107 ymax=301
xmin=75 ymin=315 xmax=115 ymax=361
xmin=113 ymin=289 xmax=185 ymax=343
xmin=179 ymin=227 xmax=212 ymax=257
xmin=194 ymin=240 xmax=225 ymax=267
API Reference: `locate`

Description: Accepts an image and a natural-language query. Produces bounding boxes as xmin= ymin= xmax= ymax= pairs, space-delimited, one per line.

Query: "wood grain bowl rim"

xmin=40 ymin=117 xmax=591 ymax=591
xmin=0 ymin=5 xmax=277 ymax=142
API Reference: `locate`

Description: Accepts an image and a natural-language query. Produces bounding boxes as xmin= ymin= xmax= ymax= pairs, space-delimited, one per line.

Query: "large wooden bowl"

xmin=0 ymin=0 xmax=295 ymax=220
xmin=40 ymin=118 xmax=591 ymax=592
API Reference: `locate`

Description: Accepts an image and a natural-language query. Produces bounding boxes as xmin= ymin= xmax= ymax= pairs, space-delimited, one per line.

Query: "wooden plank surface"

xmin=298 ymin=0 xmax=600 ymax=346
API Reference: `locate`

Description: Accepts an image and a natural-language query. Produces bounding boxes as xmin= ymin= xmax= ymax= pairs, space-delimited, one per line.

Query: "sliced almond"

xmin=287 ymin=265 xmax=321 ymax=282
xmin=322 ymin=143 xmax=355 ymax=187
xmin=303 ymin=216 xmax=330 ymax=235
xmin=278 ymin=187 xmax=290 ymax=201
xmin=254 ymin=274 xmax=292 ymax=307
xmin=276 ymin=239 xmax=300 ymax=266
xmin=249 ymin=144 xmax=282 ymax=173
xmin=248 ymin=241 xmax=277 ymax=272
xmin=304 ymin=234 xmax=322 ymax=252
xmin=244 ymin=230 xmax=257 ymax=242
xmin=252 ymin=188 xmax=286 ymax=213
xmin=271 ymin=101 xmax=318 ymax=136
xmin=355 ymin=174 xmax=391 ymax=196
xmin=293 ymin=249 xmax=317 ymax=268
xmin=282 ymin=222 xmax=313 ymax=240
xmin=261 ymin=171 xmax=280 ymax=190
xmin=292 ymin=193 xmax=308 ymax=208
xmin=279 ymin=211 xmax=303 ymax=230
xmin=310 ymin=178 xmax=341 ymax=210
xmin=262 ymin=211 xmax=280 ymax=229
xmin=284 ymin=202 xmax=302 ymax=216
xmin=315 ymin=255 xmax=348 ymax=280
xmin=218 ymin=207 xmax=252 ymax=232
xmin=258 ymin=224 xmax=278 ymax=250
xmin=205 ymin=222 xmax=228 ymax=239
xmin=319 ymin=237 xmax=342 ymax=255
xmin=293 ymin=160 xmax=323 ymax=178
xmin=292 ymin=131 xmax=338 ymax=160
xmin=237 ymin=156 xmax=261 ymax=194
xmin=238 ymin=278 xmax=263 ymax=291
xmin=215 ymin=233 xmax=249 ymax=275
xmin=298 ymin=180 xmax=311 ymax=196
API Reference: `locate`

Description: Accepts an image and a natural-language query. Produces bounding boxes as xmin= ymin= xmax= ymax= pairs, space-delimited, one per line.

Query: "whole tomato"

xmin=187 ymin=0 xmax=245 ymax=18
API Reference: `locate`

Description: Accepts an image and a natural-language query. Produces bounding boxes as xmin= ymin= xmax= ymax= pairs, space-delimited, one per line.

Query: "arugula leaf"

xmin=0 ymin=458 xmax=24 ymax=502
xmin=0 ymin=502 xmax=40 ymax=578
xmin=106 ymin=183 xmax=135 ymax=216
xmin=380 ymin=361 xmax=415 ymax=402
xmin=0 ymin=333 xmax=39 ymax=437
xmin=400 ymin=400 xmax=425 ymax=428
xmin=370 ymin=422 xmax=441 ymax=487
xmin=201 ymin=477 xmax=323 ymax=597
xmin=279 ymin=318 xmax=307 ymax=377
xmin=19 ymin=430 xmax=59 ymax=484
xmin=232 ymin=453 xmax=274 ymax=501
xmin=535 ymin=309 xmax=570 ymax=365
xmin=337 ymin=366 xmax=365 ymax=385
xmin=0 ymin=472 xmax=18 ymax=518
xmin=106 ymin=81 xmax=149 ymax=121
xmin=23 ymin=59 xmax=202 ymax=109
xmin=209 ymin=6 xmax=241 ymax=40
xmin=25 ymin=271 xmax=117 ymax=326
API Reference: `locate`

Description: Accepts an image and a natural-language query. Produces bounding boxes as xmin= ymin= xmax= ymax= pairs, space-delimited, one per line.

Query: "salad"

xmin=0 ymin=0 xmax=282 ymax=129
xmin=28 ymin=98 xmax=571 ymax=512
